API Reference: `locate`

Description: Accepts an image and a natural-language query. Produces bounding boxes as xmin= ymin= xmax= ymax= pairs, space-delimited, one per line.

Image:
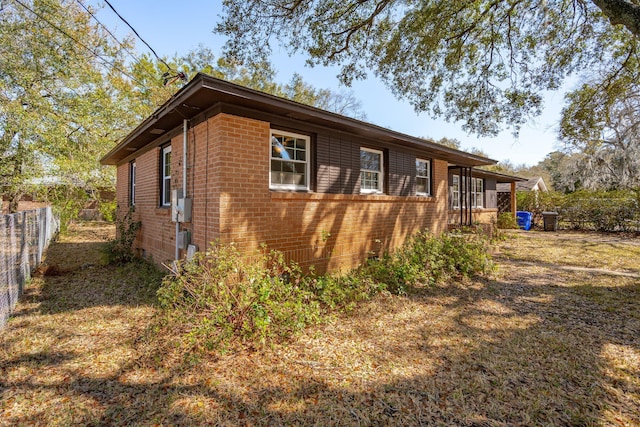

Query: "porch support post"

xmin=510 ymin=181 xmax=517 ymax=218
xmin=459 ymin=167 xmax=463 ymax=226
xmin=467 ymin=167 xmax=472 ymax=226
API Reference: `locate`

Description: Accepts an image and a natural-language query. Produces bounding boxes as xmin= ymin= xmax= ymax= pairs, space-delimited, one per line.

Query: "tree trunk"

xmin=592 ymin=0 xmax=640 ymax=37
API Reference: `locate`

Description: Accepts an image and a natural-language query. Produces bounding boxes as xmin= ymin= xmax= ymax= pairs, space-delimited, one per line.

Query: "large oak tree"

xmin=217 ymin=0 xmax=640 ymax=138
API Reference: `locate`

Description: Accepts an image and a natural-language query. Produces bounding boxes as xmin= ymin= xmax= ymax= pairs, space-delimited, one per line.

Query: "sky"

xmin=90 ymin=0 xmax=571 ymax=167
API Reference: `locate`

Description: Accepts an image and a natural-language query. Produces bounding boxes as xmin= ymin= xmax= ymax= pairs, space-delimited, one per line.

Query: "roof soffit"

xmin=101 ymin=73 xmax=497 ymax=167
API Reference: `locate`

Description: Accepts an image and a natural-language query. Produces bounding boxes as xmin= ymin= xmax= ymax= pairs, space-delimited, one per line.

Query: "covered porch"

xmin=448 ymin=166 xmax=525 ymax=227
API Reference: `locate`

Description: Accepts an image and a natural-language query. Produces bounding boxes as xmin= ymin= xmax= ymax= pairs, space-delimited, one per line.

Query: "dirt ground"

xmin=0 ymin=224 xmax=638 ymax=426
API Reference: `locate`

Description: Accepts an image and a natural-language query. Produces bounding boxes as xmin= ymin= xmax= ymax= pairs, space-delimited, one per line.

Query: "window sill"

xmin=269 ymin=187 xmax=311 ymax=193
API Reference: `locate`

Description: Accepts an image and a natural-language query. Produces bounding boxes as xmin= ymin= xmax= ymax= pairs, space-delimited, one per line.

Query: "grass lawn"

xmin=0 ymin=224 xmax=638 ymax=426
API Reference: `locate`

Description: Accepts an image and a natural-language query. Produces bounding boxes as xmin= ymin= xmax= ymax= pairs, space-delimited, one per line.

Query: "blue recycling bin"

xmin=516 ymin=211 xmax=532 ymax=231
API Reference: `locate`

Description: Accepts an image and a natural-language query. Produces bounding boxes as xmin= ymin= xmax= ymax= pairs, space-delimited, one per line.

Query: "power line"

xmin=102 ymin=0 xmax=182 ymax=80
xmin=11 ymin=0 xmax=148 ymax=88
xmin=74 ymin=0 xmax=167 ymax=86
xmin=74 ymin=0 xmax=142 ymax=67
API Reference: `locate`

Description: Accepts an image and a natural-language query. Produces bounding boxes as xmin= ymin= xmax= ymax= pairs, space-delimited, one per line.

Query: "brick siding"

xmin=118 ymin=113 xmax=449 ymax=272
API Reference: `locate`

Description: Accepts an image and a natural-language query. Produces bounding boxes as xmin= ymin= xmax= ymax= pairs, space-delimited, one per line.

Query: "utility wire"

xmin=102 ymin=0 xmax=176 ymax=74
xmin=77 ymin=0 xmax=187 ymax=86
xmin=74 ymin=0 xmax=166 ymax=85
xmin=74 ymin=0 xmax=143 ymax=68
xmin=11 ymin=0 xmax=148 ymax=88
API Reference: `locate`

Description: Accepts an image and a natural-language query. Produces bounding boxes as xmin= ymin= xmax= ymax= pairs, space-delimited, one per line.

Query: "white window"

xmin=452 ymin=175 xmax=460 ymax=209
xmin=270 ymin=130 xmax=309 ymax=190
xmin=452 ymin=175 xmax=483 ymax=209
xmin=161 ymin=145 xmax=171 ymax=206
xmin=360 ymin=148 xmax=383 ymax=194
xmin=129 ymin=161 xmax=136 ymax=206
xmin=472 ymin=177 xmax=484 ymax=208
xmin=416 ymin=159 xmax=431 ymax=196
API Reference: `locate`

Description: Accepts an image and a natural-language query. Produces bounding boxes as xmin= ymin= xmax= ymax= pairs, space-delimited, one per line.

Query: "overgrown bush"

xmin=361 ymin=229 xmax=494 ymax=292
xmin=104 ymin=207 xmax=141 ymax=264
xmin=50 ymin=186 xmax=89 ymax=232
xmin=156 ymin=229 xmax=495 ymax=354
xmin=516 ymin=189 xmax=640 ymax=232
xmin=559 ymin=190 xmax=639 ymax=232
xmin=306 ymin=273 xmax=385 ymax=311
xmin=497 ymin=212 xmax=519 ymax=229
xmin=439 ymin=230 xmax=495 ymax=278
xmin=158 ymin=243 xmax=321 ymax=351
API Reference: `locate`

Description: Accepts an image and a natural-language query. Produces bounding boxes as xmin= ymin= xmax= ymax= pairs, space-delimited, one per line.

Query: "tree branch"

xmin=444 ymin=0 xmax=504 ymax=43
xmin=328 ymin=0 xmax=393 ymax=60
xmin=592 ymin=0 xmax=640 ymax=37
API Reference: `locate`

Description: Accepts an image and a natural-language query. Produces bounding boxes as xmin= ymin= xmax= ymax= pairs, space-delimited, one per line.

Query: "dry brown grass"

xmin=498 ymin=230 xmax=640 ymax=274
xmin=1 ymin=224 xmax=638 ymax=426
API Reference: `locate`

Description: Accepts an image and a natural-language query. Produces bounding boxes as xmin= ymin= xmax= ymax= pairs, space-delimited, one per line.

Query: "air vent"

xmin=149 ymin=128 xmax=165 ymax=135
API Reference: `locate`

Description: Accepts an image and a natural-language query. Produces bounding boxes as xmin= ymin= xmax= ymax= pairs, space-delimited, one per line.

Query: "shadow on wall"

xmin=224 ymin=195 xmax=447 ymax=274
xmin=216 ymin=160 xmax=451 ymax=273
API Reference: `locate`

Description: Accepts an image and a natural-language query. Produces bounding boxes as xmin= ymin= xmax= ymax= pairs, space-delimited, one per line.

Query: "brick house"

xmin=101 ymin=73 xmax=521 ymax=272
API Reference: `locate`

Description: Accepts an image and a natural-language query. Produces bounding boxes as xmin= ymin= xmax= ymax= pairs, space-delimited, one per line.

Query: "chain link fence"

xmin=1 ymin=207 xmax=59 ymax=328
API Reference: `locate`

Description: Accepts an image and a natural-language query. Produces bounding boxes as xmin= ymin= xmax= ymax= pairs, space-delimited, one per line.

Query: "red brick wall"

xmin=187 ymin=118 xmax=222 ymax=250
xmin=119 ymin=113 xmax=450 ymax=272
xmin=447 ymin=209 xmax=498 ymax=226
xmin=192 ymin=114 xmax=447 ymax=272
xmin=116 ymin=141 xmax=176 ymax=264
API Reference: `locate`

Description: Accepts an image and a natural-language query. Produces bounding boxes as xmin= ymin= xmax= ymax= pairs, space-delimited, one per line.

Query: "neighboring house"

xmin=496 ymin=176 xmax=548 ymax=193
xmin=496 ymin=176 xmax=547 ymax=214
xmin=101 ymin=73 xmax=521 ymax=273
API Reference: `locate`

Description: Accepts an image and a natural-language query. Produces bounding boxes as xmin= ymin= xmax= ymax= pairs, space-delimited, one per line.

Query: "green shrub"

xmin=157 ymin=243 xmax=321 ymax=351
xmin=357 ymin=253 xmax=411 ymax=295
xmin=359 ymin=229 xmax=494 ymax=290
xmin=104 ymin=207 xmax=141 ymax=264
xmin=156 ymin=229 xmax=496 ymax=355
xmin=50 ymin=186 xmax=88 ymax=232
xmin=559 ymin=190 xmax=639 ymax=232
xmin=99 ymin=200 xmax=117 ymax=222
xmin=515 ymin=189 xmax=640 ymax=232
xmin=497 ymin=212 xmax=519 ymax=229
xmin=306 ymin=273 xmax=384 ymax=311
xmin=437 ymin=231 xmax=495 ymax=279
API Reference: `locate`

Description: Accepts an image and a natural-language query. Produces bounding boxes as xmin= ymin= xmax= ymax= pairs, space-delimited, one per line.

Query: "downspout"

xmin=175 ymin=119 xmax=189 ymax=261
xmin=183 ymin=119 xmax=188 ymax=198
